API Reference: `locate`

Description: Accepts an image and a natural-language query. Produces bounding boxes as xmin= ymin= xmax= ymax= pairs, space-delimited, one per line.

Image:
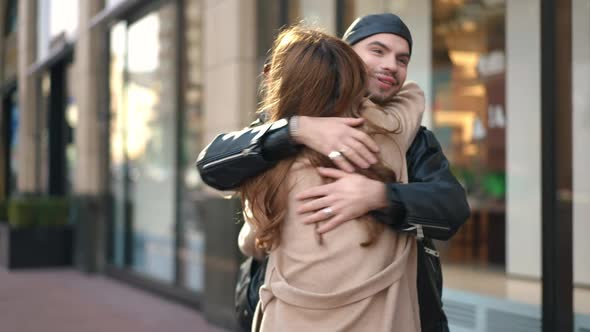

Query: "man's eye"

xmin=371 ymin=49 xmax=383 ymax=55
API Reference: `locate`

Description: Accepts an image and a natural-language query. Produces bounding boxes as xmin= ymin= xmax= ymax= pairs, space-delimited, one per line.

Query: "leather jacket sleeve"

xmin=196 ymin=119 xmax=298 ymax=190
xmin=371 ymin=127 xmax=471 ymax=241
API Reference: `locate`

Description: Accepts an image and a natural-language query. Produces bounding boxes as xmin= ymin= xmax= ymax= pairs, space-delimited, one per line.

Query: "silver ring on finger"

xmin=321 ymin=207 xmax=334 ymax=216
xmin=328 ymin=151 xmax=342 ymax=160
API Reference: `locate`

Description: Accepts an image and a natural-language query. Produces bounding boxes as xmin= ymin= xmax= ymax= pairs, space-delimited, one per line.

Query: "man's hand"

xmin=295 ymin=167 xmax=388 ymax=234
xmin=293 ymin=116 xmax=379 ymax=172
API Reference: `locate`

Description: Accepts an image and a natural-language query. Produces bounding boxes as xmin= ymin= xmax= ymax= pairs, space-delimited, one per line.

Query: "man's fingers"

xmin=301 ymin=208 xmax=332 ymax=225
xmin=340 ymin=146 xmax=370 ymax=169
xmin=295 ymin=185 xmax=330 ymax=201
xmin=351 ymin=130 xmax=380 ymax=153
xmin=347 ymin=138 xmax=378 ymax=164
xmin=345 ymin=139 xmax=378 ymax=165
xmin=331 ymin=155 xmax=355 ymax=173
xmin=316 ymin=215 xmax=347 ymax=234
xmin=297 ymin=196 xmax=333 ymax=214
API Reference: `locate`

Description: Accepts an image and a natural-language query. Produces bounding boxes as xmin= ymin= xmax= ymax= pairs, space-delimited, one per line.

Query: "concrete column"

xmin=17 ymin=0 xmax=39 ymax=193
xmin=74 ymin=0 xmax=107 ymax=194
xmin=202 ymin=0 xmax=257 ymax=328
xmin=573 ymin=0 xmax=590 ymax=287
xmin=299 ymin=0 xmax=337 ymax=35
xmin=72 ymin=0 xmax=107 ymax=274
xmin=506 ymin=0 xmax=541 ymax=279
xmin=203 ymin=0 xmax=257 ymax=143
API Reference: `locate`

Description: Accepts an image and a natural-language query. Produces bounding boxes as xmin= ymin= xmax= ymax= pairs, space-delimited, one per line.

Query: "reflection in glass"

xmin=6 ymin=90 xmax=18 ymax=195
xmin=126 ymin=4 xmax=177 ymax=283
xmin=65 ymin=65 xmax=77 ymax=193
xmin=37 ymin=0 xmax=79 ymax=60
xmin=108 ymin=3 xmax=178 ymax=283
xmin=4 ymin=0 xmax=17 ymax=36
xmin=39 ymin=73 xmax=50 ymax=193
xmin=431 ymin=0 xmax=506 ymax=267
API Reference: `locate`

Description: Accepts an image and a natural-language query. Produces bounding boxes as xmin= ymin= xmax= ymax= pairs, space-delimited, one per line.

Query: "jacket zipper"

xmin=202 ymin=145 xmax=257 ymax=169
xmin=407 ymin=217 xmax=451 ymax=231
xmin=200 ymin=122 xmax=275 ymax=170
xmin=412 ymin=223 xmax=440 ymax=257
xmin=424 ymin=247 xmax=440 ymax=257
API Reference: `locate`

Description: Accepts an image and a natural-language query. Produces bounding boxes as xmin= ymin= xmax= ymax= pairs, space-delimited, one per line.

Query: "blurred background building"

xmin=0 ymin=0 xmax=588 ymax=331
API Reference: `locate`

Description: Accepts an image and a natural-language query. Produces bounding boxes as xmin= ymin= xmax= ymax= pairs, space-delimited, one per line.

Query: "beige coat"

xmin=240 ymin=82 xmax=425 ymax=332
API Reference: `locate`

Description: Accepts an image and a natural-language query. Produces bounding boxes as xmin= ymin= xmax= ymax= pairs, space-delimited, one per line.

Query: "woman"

xmin=238 ymin=26 xmax=424 ymax=331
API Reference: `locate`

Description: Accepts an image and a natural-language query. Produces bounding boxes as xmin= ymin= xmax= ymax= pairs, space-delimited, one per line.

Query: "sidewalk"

xmin=0 ymin=268 xmax=227 ymax=332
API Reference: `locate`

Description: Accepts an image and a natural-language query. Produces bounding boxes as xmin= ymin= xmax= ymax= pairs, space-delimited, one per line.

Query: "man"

xmin=197 ymin=13 xmax=469 ymax=332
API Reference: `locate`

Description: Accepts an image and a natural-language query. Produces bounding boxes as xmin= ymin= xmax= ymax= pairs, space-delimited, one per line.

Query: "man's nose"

xmin=382 ymin=58 xmax=397 ymax=74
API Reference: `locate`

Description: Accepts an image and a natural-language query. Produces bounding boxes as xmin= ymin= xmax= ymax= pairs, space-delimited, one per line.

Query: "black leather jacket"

xmin=196 ymin=120 xmax=470 ymax=331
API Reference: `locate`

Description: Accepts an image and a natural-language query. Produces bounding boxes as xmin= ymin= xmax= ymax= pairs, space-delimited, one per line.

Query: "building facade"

xmin=0 ymin=0 xmax=588 ymax=331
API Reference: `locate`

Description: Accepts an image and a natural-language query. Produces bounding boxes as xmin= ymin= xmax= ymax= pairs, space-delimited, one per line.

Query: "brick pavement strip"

xmin=0 ymin=268 xmax=228 ymax=332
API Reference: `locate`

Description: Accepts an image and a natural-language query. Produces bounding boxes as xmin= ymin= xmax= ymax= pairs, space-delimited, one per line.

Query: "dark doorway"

xmin=2 ymin=86 xmax=18 ymax=197
xmin=40 ymin=53 xmax=75 ymax=197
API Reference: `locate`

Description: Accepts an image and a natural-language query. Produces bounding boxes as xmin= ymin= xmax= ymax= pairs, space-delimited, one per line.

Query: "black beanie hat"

xmin=343 ymin=13 xmax=413 ymax=54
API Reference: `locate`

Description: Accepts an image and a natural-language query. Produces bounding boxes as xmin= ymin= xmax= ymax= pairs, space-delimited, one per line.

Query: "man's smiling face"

xmin=352 ymin=33 xmax=411 ymax=104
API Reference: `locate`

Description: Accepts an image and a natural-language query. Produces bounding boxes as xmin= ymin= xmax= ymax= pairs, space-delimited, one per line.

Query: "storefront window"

xmin=38 ymin=61 xmax=75 ymax=196
xmin=3 ymin=89 xmax=19 ymax=196
xmin=106 ymin=0 xmax=126 ymax=8
xmin=109 ymin=2 xmax=179 ymax=284
xmin=109 ymin=21 xmax=127 ymax=267
xmin=65 ymin=66 xmax=77 ymax=193
xmin=431 ymin=0 xmax=507 ymax=264
xmin=3 ymin=0 xmax=18 ymax=80
xmin=37 ymin=0 xmax=79 ymax=60
xmin=4 ymin=0 xmax=17 ymax=36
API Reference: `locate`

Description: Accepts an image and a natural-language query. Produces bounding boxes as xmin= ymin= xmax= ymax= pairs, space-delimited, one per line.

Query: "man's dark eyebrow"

xmin=367 ymin=41 xmax=390 ymax=51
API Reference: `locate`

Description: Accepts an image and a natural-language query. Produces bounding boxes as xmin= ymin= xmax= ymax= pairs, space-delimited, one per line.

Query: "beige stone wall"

xmin=73 ymin=0 xmax=106 ymax=194
xmin=17 ymin=0 xmax=39 ymax=193
xmin=203 ymin=0 xmax=258 ymax=143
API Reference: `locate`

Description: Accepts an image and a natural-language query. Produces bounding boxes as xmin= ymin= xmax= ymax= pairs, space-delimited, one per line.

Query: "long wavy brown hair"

xmin=239 ymin=26 xmax=401 ymax=252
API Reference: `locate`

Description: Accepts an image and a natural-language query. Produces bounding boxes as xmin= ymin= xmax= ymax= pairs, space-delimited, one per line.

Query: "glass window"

xmin=37 ymin=0 xmax=79 ymax=60
xmin=37 ymin=62 xmax=76 ymax=196
xmin=109 ymin=21 xmax=127 ymax=267
xmin=39 ymin=73 xmax=51 ymax=194
xmin=3 ymin=89 xmax=19 ymax=196
xmin=4 ymin=0 xmax=17 ymax=36
xmin=106 ymin=0 xmax=126 ymax=8
xmin=109 ymin=2 xmax=178 ymax=284
xmin=3 ymin=0 xmax=18 ymax=81
xmin=65 ymin=65 xmax=77 ymax=193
